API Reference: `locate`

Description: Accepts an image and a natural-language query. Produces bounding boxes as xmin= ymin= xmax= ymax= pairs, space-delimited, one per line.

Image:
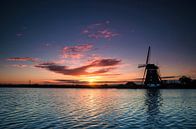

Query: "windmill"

xmin=138 ymin=46 xmax=161 ymax=87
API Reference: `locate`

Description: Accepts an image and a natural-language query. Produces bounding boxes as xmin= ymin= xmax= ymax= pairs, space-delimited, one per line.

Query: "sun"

xmin=86 ymin=76 xmax=100 ymax=85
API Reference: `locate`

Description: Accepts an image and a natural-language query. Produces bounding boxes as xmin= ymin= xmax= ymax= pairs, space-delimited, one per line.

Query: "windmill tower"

xmin=138 ymin=46 xmax=161 ymax=87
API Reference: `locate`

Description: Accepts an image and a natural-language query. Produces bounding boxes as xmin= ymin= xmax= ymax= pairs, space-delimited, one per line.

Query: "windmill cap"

xmin=146 ymin=64 xmax=158 ymax=69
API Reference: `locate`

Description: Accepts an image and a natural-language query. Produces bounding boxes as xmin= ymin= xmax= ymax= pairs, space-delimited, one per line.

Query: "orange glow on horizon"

xmin=84 ymin=76 xmax=101 ymax=85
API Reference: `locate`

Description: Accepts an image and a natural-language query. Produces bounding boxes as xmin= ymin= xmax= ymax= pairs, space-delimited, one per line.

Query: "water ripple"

xmin=0 ymin=88 xmax=196 ymax=129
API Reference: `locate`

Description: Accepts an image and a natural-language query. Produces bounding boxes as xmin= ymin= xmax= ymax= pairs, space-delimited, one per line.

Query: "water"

xmin=0 ymin=88 xmax=195 ymax=129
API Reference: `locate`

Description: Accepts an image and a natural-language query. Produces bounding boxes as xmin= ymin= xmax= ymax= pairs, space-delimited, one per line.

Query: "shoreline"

xmin=0 ymin=84 xmax=195 ymax=89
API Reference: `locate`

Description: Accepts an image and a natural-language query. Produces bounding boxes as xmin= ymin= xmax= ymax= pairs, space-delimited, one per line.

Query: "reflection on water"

xmin=0 ymin=88 xmax=196 ymax=129
xmin=145 ymin=89 xmax=162 ymax=128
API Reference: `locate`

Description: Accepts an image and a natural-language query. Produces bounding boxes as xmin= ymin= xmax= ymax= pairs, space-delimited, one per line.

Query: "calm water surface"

xmin=0 ymin=88 xmax=195 ymax=129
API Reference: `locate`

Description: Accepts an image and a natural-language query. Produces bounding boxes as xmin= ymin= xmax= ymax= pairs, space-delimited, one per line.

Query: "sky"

xmin=0 ymin=0 xmax=196 ymax=84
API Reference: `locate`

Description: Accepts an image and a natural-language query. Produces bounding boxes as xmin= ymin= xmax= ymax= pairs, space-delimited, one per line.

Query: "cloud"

xmin=54 ymin=79 xmax=87 ymax=84
xmin=62 ymin=44 xmax=93 ymax=58
xmin=7 ymin=57 xmax=39 ymax=62
xmin=10 ymin=64 xmax=28 ymax=68
xmin=16 ymin=33 xmax=24 ymax=37
xmin=63 ymin=44 xmax=93 ymax=53
xmin=92 ymin=80 xmax=125 ymax=84
xmin=87 ymin=29 xmax=119 ymax=39
xmin=52 ymin=79 xmax=125 ymax=85
xmin=45 ymin=43 xmax=51 ymax=47
xmin=35 ymin=58 xmax=121 ymax=76
xmin=35 ymin=62 xmax=88 ymax=75
xmin=16 ymin=26 xmax=27 ymax=37
xmin=63 ymin=53 xmax=83 ymax=59
xmin=82 ymin=21 xmax=119 ymax=39
xmin=91 ymin=58 xmax=121 ymax=66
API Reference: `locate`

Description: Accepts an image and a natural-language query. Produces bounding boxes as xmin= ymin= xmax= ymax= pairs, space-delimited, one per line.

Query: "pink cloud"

xmin=62 ymin=44 xmax=93 ymax=59
xmin=7 ymin=57 xmax=39 ymax=62
xmin=90 ymin=58 xmax=121 ymax=67
xmin=35 ymin=58 xmax=121 ymax=76
xmin=88 ymin=29 xmax=119 ymax=39
xmin=82 ymin=21 xmax=119 ymax=40
xmin=82 ymin=29 xmax=89 ymax=34
xmin=63 ymin=44 xmax=93 ymax=53
xmin=87 ymin=54 xmax=102 ymax=62
xmin=62 ymin=53 xmax=84 ymax=59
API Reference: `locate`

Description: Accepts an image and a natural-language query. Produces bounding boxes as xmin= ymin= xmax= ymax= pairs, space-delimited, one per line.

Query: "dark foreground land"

xmin=0 ymin=82 xmax=196 ymax=89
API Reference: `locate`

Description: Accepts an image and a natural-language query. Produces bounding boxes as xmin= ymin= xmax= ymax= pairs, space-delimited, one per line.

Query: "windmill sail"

xmin=146 ymin=46 xmax=150 ymax=64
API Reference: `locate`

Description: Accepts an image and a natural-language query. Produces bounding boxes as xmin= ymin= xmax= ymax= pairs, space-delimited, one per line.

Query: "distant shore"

xmin=0 ymin=83 xmax=195 ymax=89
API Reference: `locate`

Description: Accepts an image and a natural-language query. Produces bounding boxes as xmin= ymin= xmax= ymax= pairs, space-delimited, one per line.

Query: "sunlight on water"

xmin=0 ymin=88 xmax=196 ymax=129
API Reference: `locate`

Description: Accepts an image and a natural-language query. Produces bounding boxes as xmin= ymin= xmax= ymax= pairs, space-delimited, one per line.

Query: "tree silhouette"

xmin=179 ymin=76 xmax=192 ymax=85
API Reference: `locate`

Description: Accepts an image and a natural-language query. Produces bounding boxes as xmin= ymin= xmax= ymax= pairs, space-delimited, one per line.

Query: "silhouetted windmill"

xmin=138 ymin=46 xmax=161 ymax=87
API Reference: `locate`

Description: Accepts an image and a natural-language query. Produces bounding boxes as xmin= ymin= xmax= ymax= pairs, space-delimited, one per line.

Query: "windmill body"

xmin=139 ymin=46 xmax=161 ymax=87
xmin=144 ymin=64 xmax=161 ymax=87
